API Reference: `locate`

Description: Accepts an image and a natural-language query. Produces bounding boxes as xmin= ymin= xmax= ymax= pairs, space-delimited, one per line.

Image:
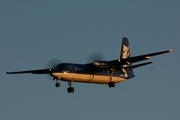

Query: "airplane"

xmin=6 ymin=37 xmax=174 ymax=93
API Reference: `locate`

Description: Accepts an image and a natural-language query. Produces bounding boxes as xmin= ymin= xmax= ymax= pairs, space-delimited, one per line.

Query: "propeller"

xmin=46 ymin=58 xmax=62 ymax=69
xmin=87 ymin=52 xmax=105 ymax=63
xmin=46 ymin=58 xmax=62 ymax=80
xmin=86 ymin=53 xmax=105 ymax=73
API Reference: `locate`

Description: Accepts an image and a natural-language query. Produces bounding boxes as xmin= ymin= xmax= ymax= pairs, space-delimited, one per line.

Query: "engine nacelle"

xmin=94 ymin=61 xmax=109 ymax=69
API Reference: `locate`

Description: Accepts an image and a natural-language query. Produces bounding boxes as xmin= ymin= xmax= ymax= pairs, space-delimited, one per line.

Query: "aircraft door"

xmin=69 ymin=65 xmax=76 ymax=73
xmin=68 ymin=65 xmax=77 ymax=80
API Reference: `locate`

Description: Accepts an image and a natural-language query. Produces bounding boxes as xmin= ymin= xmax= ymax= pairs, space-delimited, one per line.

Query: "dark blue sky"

xmin=1 ymin=1 xmax=179 ymax=120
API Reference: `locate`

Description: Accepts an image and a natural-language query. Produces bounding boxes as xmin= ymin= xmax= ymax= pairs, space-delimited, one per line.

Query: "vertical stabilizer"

xmin=120 ymin=37 xmax=131 ymax=60
xmin=120 ymin=37 xmax=134 ymax=77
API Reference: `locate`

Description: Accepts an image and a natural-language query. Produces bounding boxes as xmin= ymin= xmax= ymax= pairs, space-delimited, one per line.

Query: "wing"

xmin=6 ymin=68 xmax=51 ymax=74
xmin=109 ymin=49 xmax=174 ymax=66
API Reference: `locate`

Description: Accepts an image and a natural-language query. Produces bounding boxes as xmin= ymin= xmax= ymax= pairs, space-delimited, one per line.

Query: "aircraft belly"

xmin=54 ymin=73 xmax=127 ymax=84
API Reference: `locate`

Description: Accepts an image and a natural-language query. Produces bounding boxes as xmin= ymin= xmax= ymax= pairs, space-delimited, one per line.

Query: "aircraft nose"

xmin=49 ymin=68 xmax=62 ymax=78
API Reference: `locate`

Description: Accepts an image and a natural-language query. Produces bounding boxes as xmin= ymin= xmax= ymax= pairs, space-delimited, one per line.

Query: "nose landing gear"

xmin=67 ymin=81 xmax=74 ymax=93
xmin=54 ymin=78 xmax=74 ymax=93
xmin=55 ymin=82 xmax=60 ymax=87
xmin=67 ymin=87 xmax=74 ymax=93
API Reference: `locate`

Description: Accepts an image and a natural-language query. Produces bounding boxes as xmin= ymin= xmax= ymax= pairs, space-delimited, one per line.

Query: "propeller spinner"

xmin=46 ymin=58 xmax=62 ymax=80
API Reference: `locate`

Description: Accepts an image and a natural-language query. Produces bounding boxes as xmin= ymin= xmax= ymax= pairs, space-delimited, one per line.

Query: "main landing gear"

xmin=108 ymin=82 xmax=115 ymax=88
xmin=107 ymin=70 xmax=115 ymax=88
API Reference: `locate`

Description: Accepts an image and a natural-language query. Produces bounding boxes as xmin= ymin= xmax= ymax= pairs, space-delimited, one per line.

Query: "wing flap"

xmin=6 ymin=68 xmax=51 ymax=74
xmin=122 ymin=62 xmax=153 ymax=70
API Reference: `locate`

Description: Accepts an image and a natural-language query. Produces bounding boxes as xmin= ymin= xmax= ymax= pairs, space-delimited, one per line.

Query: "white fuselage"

xmin=52 ymin=72 xmax=128 ymax=84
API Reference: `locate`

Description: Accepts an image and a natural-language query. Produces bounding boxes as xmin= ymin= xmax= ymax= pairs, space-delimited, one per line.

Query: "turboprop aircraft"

xmin=6 ymin=37 xmax=174 ymax=93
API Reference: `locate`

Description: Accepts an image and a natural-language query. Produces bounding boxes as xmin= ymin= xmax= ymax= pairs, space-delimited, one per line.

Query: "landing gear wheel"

xmin=55 ymin=82 xmax=60 ymax=87
xmin=67 ymin=87 xmax=74 ymax=93
xmin=108 ymin=82 xmax=115 ymax=88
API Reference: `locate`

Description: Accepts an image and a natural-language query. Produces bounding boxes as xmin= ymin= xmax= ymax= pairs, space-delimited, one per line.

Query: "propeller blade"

xmin=87 ymin=52 xmax=105 ymax=63
xmin=46 ymin=58 xmax=62 ymax=69
xmin=86 ymin=53 xmax=105 ymax=73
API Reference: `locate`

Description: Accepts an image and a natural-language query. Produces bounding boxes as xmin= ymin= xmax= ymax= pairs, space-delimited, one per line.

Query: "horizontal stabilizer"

xmin=122 ymin=49 xmax=174 ymax=64
xmin=109 ymin=49 xmax=174 ymax=66
xmin=122 ymin=62 xmax=153 ymax=70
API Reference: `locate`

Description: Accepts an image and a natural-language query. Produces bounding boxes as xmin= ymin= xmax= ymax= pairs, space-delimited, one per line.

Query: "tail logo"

xmin=122 ymin=45 xmax=131 ymax=59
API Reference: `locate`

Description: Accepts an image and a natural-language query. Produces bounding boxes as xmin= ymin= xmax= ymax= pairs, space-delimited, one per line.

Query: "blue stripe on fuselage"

xmin=52 ymin=63 xmax=134 ymax=78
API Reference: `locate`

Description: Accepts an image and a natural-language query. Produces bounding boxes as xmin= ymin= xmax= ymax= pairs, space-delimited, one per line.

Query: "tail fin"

xmin=120 ymin=37 xmax=134 ymax=77
xmin=120 ymin=37 xmax=131 ymax=60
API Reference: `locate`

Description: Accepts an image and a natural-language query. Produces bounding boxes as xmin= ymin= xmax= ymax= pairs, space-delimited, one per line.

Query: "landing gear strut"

xmin=67 ymin=81 xmax=74 ymax=93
